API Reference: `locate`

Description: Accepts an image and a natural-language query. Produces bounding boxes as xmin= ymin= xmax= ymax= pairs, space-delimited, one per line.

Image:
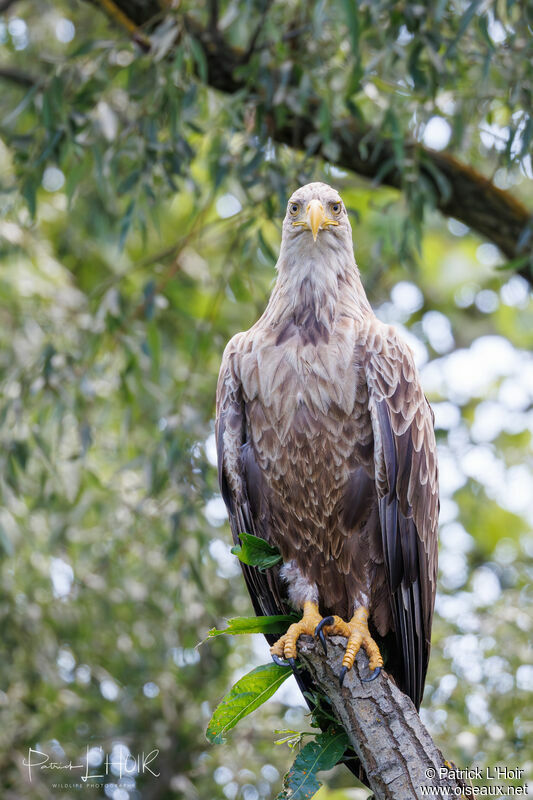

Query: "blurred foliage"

xmin=0 ymin=0 xmax=532 ymax=259
xmin=0 ymin=1 xmax=532 ymax=800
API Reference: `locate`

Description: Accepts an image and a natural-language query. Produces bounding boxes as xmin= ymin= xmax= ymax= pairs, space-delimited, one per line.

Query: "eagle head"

xmin=283 ymin=182 xmax=351 ymax=243
xmin=278 ymin=182 xmax=357 ymax=286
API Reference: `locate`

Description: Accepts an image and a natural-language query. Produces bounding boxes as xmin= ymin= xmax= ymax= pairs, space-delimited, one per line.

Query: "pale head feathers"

xmin=280 ymin=181 xmax=354 ymax=264
xmin=267 ymin=182 xmax=371 ymax=329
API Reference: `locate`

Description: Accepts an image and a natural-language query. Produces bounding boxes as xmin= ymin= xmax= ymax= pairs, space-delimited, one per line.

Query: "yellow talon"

xmin=272 ymin=603 xmax=383 ymax=682
xmin=270 ymin=601 xmax=324 ymax=662
xmin=270 ymin=634 xmax=288 ymax=658
xmin=320 ymin=607 xmax=383 ymax=676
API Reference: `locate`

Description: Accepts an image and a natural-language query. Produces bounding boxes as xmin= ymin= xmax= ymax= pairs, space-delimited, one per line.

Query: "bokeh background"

xmin=0 ymin=1 xmax=532 ymax=799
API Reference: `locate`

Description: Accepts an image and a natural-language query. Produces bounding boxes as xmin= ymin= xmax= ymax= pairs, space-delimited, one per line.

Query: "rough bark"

xmin=298 ymin=636 xmax=468 ymax=800
xmin=93 ymin=0 xmax=532 ymax=279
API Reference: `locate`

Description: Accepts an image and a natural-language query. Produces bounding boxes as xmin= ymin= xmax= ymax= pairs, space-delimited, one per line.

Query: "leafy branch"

xmin=205 ymin=638 xmax=351 ymax=800
xmin=206 ymin=534 xmax=351 ymax=799
xmin=84 ymin=0 xmax=532 ymax=280
xmin=205 ymin=535 xmax=471 ymax=799
xmin=1 ymin=2 xmax=531 ymax=280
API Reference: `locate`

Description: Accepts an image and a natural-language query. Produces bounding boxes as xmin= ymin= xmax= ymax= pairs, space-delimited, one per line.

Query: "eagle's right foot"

xmin=315 ymin=607 xmax=383 ymax=685
xmin=270 ymin=601 xmax=326 ymax=666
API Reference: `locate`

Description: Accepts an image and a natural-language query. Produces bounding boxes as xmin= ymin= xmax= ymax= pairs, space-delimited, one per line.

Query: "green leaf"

xmin=231 ymin=532 xmax=282 ymax=569
xmin=189 ymin=36 xmax=208 ymax=83
xmin=519 ymin=115 xmax=533 ymax=159
xmin=257 ymin=229 xmax=277 ymax=266
xmin=69 ymin=38 xmax=108 ymax=57
xmin=341 ymin=0 xmax=359 ymax=52
xmin=208 ymin=615 xmax=297 ymax=638
xmin=0 ymin=524 xmax=14 ymax=558
xmin=318 ymin=100 xmax=332 ymax=142
xmin=420 ymin=156 xmax=452 ymax=204
xmin=4 ymin=83 xmax=40 ymax=128
xmin=408 ymin=40 xmax=426 ymax=90
xmin=118 ymin=169 xmax=142 ymax=195
xmin=446 ymin=0 xmax=482 ymax=56
xmin=206 ymin=663 xmax=291 ymax=744
xmin=146 ymin=321 xmax=161 ymax=378
xmin=495 ymin=254 xmax=531 ymax=273
xmin=119 ymin=200 xmax=135 ymax=251
xmin=22 ymin=176 xmax=38 ymax=219
xmin=276 ymin=727 xmax=350 ymax=800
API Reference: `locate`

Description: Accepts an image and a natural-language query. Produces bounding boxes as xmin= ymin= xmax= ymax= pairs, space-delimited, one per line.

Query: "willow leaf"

xmin=208 ymin=615 xmax=297 ymax=638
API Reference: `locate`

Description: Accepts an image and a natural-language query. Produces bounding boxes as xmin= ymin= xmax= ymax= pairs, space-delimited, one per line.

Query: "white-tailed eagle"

xmin=216 ymin=182 xmax=438 ymax=709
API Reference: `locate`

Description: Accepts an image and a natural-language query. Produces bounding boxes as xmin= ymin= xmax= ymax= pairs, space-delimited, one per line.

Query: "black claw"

xmin=339 ymin=666 xmax=348 ymax=686
xmin=362 ymin=666 xmax=381 ymax=683
xmin=315 ymin=616 xmax=334 ymax=636
xmin=314 ymin=616 xmax=334 ymax=656
xmin=271 ymin=654 xmax=290 ymax=667
xmin=317 ymin=627 xmax=328 ymax=655
xmin=288 ymin=657 xmax=297 ymax=670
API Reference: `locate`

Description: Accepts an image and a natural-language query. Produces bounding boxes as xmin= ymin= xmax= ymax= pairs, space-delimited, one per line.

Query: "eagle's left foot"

xmin=315 ymin=606 xmax=383 ymax=685
xmin=270 ymin=601 xmax=325 ymax=666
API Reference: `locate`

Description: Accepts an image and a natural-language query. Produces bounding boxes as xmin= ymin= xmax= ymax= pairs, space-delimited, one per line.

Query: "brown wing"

xmin=215 ymin=334 xmax=289 ymax=627
xmin=366 ymin=324 xmax=439 ymax=709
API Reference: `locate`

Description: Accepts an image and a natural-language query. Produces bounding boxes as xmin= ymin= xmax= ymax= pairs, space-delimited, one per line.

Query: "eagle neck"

xmin=265 ymin=241 xmax=372 ymax=335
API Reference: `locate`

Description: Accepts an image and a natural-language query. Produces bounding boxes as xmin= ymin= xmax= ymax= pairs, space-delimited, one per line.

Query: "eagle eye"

xmin=331 ymin=202 xmax=341 ymax=215
xmin=289 ymin=202 xmax=300 ymax=215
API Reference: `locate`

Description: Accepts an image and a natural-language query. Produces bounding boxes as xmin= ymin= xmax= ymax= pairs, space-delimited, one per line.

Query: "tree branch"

xmin=274 ymin=109 xmax=532 ymax=279
xmin=298 ymin=636 xmax=469 ymax=800
xmin=6 ymin=0 xmax=532 ymax=281
xmin=89 ymin=1 xmax=531 ymax=280
xmin=96 ymin=0 xmax=151 ymax=49
xmin=0 ymin=66 xmax=38 ymax=88
xmin=0 ymin=0 xmax=19 ymax=13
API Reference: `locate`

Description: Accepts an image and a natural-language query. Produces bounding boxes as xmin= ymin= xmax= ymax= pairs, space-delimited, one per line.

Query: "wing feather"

xmin=366 ymin=324 xmax=438 ymax=709
xmin=215 ymin=336 xmax=287 ymax=622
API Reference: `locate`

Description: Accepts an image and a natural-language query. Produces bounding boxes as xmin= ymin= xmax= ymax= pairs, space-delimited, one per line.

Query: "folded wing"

xmin=366 ymin=326 xmax=439 ymax=709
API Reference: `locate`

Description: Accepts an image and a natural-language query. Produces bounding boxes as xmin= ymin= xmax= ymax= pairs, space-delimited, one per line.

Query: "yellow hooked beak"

xmin=292 ymin=198 xmax=339 ymax=242
xmin=307 ymin=199 xmax=326 ymax=242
